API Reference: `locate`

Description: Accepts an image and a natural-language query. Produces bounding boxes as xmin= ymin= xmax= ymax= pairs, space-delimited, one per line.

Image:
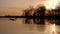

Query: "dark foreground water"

xmin=0 ymin=18 xmax=60 ymax=34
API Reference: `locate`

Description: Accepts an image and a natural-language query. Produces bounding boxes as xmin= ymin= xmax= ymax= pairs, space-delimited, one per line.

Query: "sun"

xmin=44 ymin=0 xmax=58 ymax=10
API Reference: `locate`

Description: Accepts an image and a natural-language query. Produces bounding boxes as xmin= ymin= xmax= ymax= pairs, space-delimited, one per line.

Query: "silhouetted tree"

xmin=33 ymin=6 xmax=46 ymax=16
xmin=57 ymin=7 xmax=60 ymax=15
xmin=23 ymin=6 xmax=35 ymax=17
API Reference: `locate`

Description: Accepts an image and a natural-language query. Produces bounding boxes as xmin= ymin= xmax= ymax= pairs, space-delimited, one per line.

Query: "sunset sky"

xmin=0 ymin=0 xmax=48 ymax=9
xmin=0 ymin=0 xmax=60 ymax=16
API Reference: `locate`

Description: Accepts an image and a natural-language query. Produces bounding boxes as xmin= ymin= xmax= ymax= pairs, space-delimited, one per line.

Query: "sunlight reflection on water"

xmin=0 ymin=18 xmax=60 ymax=34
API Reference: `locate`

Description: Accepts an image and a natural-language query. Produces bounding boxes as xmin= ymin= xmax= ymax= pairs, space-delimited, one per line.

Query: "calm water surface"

xmin=0 ymin=18 xmax=60 ymax=34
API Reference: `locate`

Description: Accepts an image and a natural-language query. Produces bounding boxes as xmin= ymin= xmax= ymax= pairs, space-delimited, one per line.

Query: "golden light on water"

xmin=52 ymin=24 xmax=55 ymax=32
xmin=51 ymin=24 xmax=57 ymax=34
xmin=44 ymin=0 xmax=58 ymax=9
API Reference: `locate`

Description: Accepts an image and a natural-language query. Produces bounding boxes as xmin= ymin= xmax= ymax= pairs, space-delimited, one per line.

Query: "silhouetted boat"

xmin=9 ymin=18 xmax=16 ymax=21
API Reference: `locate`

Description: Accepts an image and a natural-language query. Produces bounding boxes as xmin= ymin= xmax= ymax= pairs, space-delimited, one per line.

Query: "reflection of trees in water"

xmin=25 ymin=18 xmax=45 ymax=24
xmin=45 ymin=19 xmax=60 ymax=25
xmin=25 ymin=18 xmax=33 ymax=24
xmin=33 ymin=18 xmax=45 ymax=24
xmin=25 ymin=18 xmax=60 ymax=25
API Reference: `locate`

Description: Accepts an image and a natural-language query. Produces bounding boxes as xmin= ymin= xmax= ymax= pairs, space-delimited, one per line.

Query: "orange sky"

xmin=0 ymin=0 xmax=60 ymax=16
xmin=0 ymin=0 xmax=48 ymax=9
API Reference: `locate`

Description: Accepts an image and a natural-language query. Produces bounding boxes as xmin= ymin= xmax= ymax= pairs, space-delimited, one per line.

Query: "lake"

xmin=0 ymin=18 xmax=60 ymax=34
